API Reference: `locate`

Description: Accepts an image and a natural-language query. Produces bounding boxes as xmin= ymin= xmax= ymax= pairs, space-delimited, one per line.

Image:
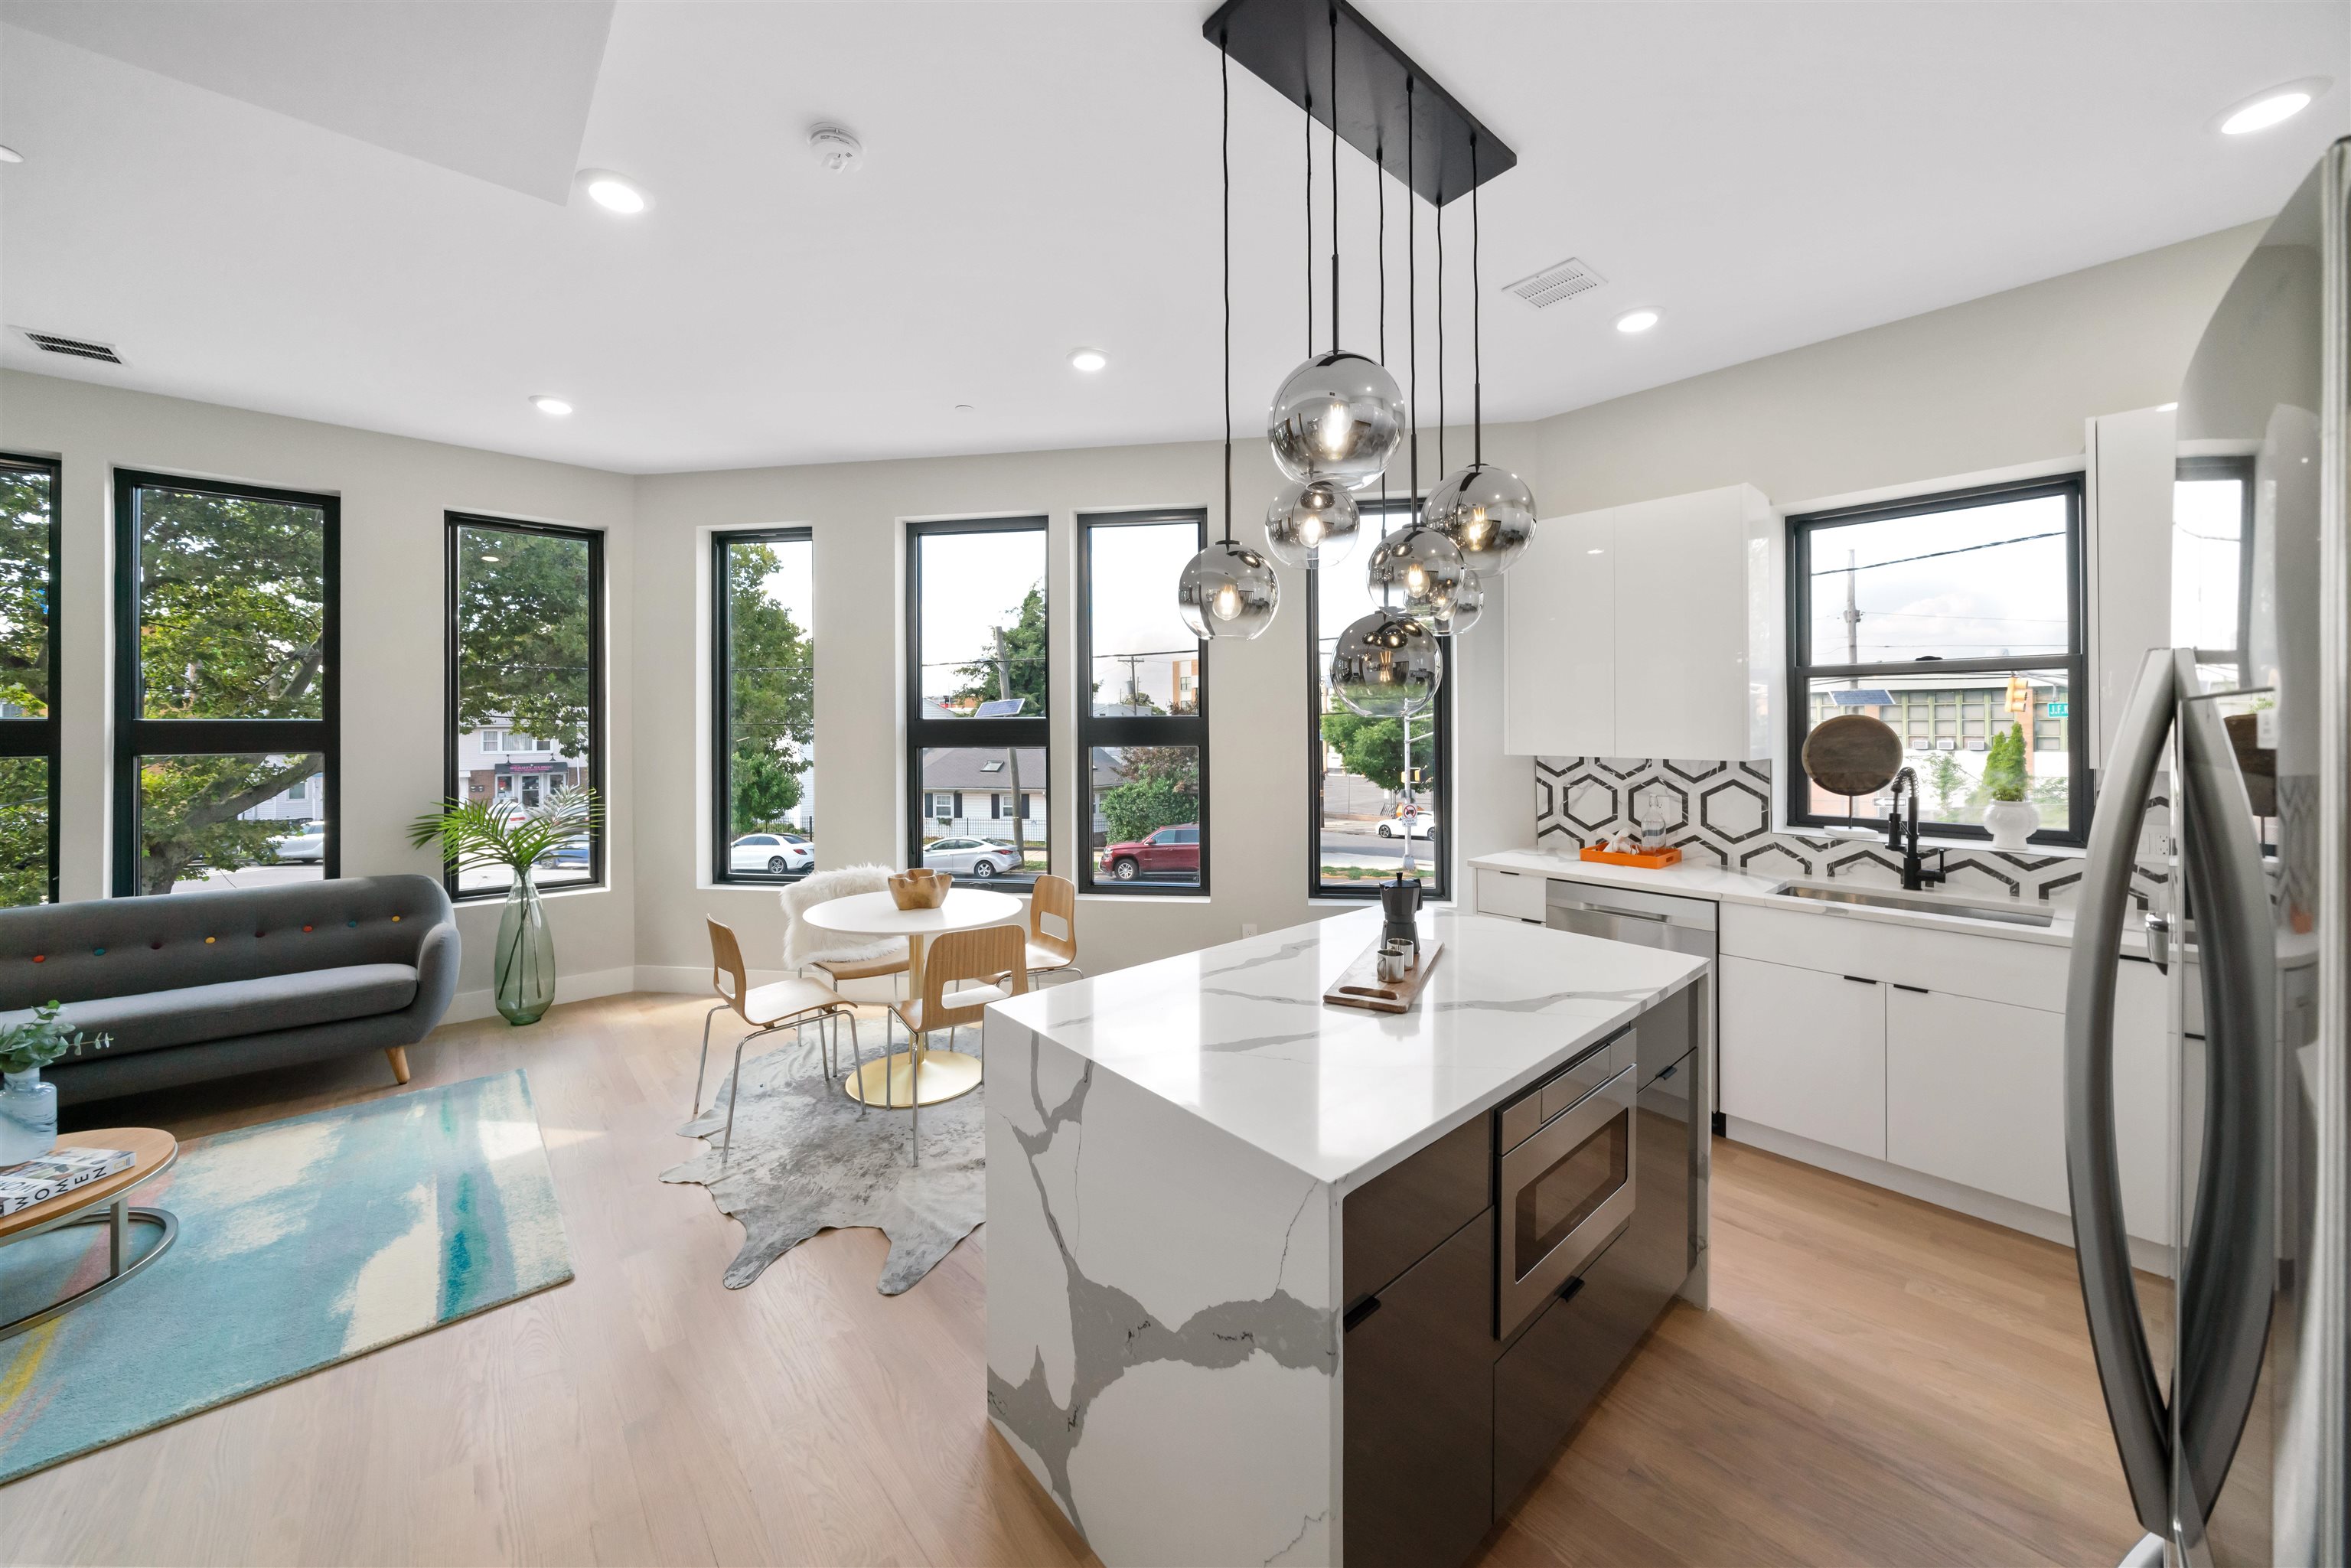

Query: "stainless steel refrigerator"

xmin=2065 ymin=139 xmax=2348 ymax=1566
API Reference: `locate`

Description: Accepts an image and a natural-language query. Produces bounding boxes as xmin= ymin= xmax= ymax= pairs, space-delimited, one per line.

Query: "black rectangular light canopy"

xmin=1204 ymin=0 xmax=1516 ymax=206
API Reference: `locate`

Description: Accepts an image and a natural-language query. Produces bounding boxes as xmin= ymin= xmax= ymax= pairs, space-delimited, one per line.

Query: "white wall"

xmin=1529 ymin=222 xmax=2265 ymax=517
xmin=1 ymin=372 xmax=640 ymax=1013
xmin=631 ymin=425 xmax=1537 ymax=985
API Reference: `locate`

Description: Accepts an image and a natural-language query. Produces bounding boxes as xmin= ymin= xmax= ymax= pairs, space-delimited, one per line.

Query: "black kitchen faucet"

xmin=1885 ymin=767 xmax=1948 ymax=892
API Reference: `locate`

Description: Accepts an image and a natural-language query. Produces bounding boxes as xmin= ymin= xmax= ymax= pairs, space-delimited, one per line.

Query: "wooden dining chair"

xmin=699 ymin=918 xmax=859 ymax=1162
xmin=1024 ymin=874 xmax=1083 ymax=986
xmin=881 ymin=923 xmax=1028 ymax=1163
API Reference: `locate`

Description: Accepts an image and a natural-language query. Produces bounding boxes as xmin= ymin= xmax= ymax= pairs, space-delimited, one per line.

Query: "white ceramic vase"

xmin=0 ymin=1068 xmax=57 ymax=1165
xmin=1984 ymin=798 xmax=2040 ymax=852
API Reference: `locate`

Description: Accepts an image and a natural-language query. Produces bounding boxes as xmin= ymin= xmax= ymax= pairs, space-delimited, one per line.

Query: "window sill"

xmin=1078 ymin=888 xmax=1208 ymax=902
xmin=452 ymin=879 xmax=610 ymax=905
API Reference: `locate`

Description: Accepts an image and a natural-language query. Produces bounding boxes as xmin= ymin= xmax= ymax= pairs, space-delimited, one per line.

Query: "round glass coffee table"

xmin=0 ymin=1127 xmax=178 ymax=1340
xmin=802 ymin=886 xmax=1022 ymax=1107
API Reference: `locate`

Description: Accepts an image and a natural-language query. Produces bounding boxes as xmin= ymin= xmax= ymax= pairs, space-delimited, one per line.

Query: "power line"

xmin=1810 ymin=530 xmax=2065 ymax=575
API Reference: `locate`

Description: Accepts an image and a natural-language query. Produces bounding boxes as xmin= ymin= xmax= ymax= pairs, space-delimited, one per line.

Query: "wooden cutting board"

xmin=1323 ymin=937 xmax=1444 ymax=1015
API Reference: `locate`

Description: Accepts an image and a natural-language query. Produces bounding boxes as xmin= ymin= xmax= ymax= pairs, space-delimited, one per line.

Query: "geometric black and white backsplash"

xmin=1533 ymin=755 xmax=2164 ymax=911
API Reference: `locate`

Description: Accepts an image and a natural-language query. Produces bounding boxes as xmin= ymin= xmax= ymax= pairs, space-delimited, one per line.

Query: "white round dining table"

xmin=801 ymin=887 xmax=1025 ymax=1107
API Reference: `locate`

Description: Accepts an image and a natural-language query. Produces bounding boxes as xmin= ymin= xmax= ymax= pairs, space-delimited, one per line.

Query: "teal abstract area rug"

xmin=0 ymin=1070 xmax=572 ymax=1485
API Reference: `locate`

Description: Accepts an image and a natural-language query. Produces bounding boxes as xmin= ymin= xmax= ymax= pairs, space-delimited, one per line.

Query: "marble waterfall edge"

xmin=985 ymin=1017 xmax=1339 ymax=1568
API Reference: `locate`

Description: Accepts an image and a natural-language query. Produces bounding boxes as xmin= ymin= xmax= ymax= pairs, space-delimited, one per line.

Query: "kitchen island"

xmin=984 ymin=905 xmax=1710 ymax=1568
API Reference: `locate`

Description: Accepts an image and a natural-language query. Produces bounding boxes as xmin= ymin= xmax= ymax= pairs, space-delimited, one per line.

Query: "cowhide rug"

xmin=661 ymin=1032 xmax=984 ymax=1296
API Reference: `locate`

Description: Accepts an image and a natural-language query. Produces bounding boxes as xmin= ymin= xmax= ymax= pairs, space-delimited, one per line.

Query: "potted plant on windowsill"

xmin=1981 ymin=722 xmax=2038 ymax=850
xmin=0 ymin=1003 xmax=111 ymax=1165
xmin=409 ymin=787 xmax=602 ymax=1026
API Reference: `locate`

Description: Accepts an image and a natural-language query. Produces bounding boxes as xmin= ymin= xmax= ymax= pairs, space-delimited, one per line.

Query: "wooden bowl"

xmin=888 ymin=869 xmax=951 ymax=910
xmin=1802 ymin=713 xmax=1904 ymax=797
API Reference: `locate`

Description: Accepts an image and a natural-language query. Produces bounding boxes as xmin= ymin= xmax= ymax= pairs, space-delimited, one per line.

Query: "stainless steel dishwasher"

xmin=1544 ymin=879 xmax=1719 ymax=1130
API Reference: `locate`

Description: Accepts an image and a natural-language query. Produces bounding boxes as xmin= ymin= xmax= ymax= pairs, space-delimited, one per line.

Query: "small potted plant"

xmin=1 ymin=1002 xmax=111 ymax=1165
xmin=1981 ymin=723 xmax=2038 ymax=850
xmin=409 ymin=787 xmax=602 ymax=1026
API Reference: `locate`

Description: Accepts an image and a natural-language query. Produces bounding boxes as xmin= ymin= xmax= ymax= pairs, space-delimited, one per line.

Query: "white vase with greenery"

xmin=0 ymin=1002 xmax=111 ymax=1165
xmin=1981 ymin=722 xmax=2039 ymax=851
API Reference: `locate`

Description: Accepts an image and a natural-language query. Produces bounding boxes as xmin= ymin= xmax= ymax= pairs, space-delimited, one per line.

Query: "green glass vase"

xmin=494 ymin=869 xmax=557 ymax=1025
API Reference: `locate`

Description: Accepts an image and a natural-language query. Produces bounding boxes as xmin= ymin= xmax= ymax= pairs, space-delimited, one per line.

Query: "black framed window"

xmin=1786 ymin=474 xmax=2088 ymax=845
xmin=1079 ymin=510 xmax=1208 ymax=894
xmin=906 ymin=517 xmax=1049 ymax=886
xmin=1308 ymin=500 xmax=1450 ymax=899
xmin=2173 ymin=454 xmax=2256 ymax=685
xmin=1 ymin=455 xmax=60 ymax=907
xmin=114 ymin=471 xmax=338 ymax=896
xmin=712 ymin=528 xmax=816 ymax=884
xmin=446 ymin=514 xmax=605 ymax=898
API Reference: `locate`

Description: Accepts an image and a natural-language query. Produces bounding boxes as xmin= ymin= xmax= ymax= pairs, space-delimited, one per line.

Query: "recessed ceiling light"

xmin=1615 ymin=309 xmax=1661 ymax=335
xmin=530 ymin=395 xmax=573 ymax=416
xmin=0 ymin=146 xmax=21 ymax=165
xmin=1069 ymin=347 xmax=1108 ymax=373
xmin=577 ymin=169 xmax=649 ymax=214
xmin=2217 ymin=78 xmax=2330 ymax=136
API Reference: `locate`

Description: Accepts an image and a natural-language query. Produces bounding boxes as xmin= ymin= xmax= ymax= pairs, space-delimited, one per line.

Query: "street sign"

xmin=2046 ymin=702 xmax=2070 ymax=717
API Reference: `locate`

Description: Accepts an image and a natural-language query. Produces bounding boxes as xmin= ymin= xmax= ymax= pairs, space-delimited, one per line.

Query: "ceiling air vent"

xmin=22 ymin=331 xmax=122 ymax=364
xmin=1504 ymin=257 xmax=1606 ymax=310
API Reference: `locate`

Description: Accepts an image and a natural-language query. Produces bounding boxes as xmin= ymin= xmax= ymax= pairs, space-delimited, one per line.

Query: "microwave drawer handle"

xmin=1579 ymin=904 xmax=1668 ymax=923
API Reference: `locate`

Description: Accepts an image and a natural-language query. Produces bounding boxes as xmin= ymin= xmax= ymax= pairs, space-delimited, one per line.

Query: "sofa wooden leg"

xmin=386 ymin=1047 xmax=412 ymax=1085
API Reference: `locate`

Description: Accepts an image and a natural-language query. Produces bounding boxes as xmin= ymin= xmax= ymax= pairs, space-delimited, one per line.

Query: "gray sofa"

xmin=2 ymin=875 xmax=461 ymax=1105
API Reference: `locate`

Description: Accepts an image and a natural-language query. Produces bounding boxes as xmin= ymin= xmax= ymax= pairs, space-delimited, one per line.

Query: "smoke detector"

xmin=1505 ymin=257 xmax=1606 ymax=310
xmin=808 ymin=126 xmax=863 ymax=174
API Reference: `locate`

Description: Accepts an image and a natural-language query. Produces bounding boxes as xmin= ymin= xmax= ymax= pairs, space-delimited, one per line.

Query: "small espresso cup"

xmin=1375 ymin=940 xmax=1413 ymax=983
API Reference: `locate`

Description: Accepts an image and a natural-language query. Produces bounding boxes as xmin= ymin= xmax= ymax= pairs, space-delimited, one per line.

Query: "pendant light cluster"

xmin=1181 ymin=9 xmax=1534 ymax=732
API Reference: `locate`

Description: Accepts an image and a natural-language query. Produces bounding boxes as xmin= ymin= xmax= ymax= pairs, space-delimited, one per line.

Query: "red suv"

xmin=1100 ymin=823 xmax=1199 ymax=881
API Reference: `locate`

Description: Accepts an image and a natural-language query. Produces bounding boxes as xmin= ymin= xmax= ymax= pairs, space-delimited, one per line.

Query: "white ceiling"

xmin=2 ymin=2 xmax=2345 ymax=476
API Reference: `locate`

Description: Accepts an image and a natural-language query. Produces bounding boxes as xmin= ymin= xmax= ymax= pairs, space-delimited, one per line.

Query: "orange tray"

xmin=1579 ymin=845 xmax=1683 ymax=869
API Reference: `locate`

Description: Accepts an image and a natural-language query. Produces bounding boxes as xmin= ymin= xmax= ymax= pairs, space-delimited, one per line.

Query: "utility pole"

xmin=994 ymin=626 xmax=1028 ymax=875
xmin=1844 ymin=548 xmax=1861 ymax=689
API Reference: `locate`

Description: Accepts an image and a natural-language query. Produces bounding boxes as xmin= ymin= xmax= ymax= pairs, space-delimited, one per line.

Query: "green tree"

xmin=720 ymin=542 xmax=814 ymax=836
xmin=1319 ymin=710 xmax=1435 ymax=792
xmin=130 ymin=487 xmax=328 ymax=893
xmin=1 ymin=466 xmax=54 ymax=908
xmin=1097 ymin=745 xmax=1198 ymax=843
xmin=1924 ymin=750 xmax=1966 ymax=817
xmin=951 ymin=583 xmax=1048 ymax=712
xmin=454 ymin=527 xmax=592 ymax=755
xmin=1982 ymin=722 xmax=2029 ymax=802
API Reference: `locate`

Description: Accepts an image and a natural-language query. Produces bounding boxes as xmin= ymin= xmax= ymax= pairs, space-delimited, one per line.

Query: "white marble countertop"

xmin=1466 ymin=845 xmax=2153 ymax=953
xmin=986 ymin=905 xmax=1704 ymax=1193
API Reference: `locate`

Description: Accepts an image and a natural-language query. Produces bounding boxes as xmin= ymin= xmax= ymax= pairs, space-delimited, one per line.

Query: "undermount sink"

xmin=1770 ymin=881 xmax=2056 ymax=928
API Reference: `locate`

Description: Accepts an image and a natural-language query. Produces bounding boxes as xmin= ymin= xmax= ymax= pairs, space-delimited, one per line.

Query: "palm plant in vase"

xmin=1980 ymin=723 xmax=2037 ymax=850
xmin=1 ymin=1002 xmax=111 ymax=1164
xmin=409 ymin=787 xmax=602 ymax=1025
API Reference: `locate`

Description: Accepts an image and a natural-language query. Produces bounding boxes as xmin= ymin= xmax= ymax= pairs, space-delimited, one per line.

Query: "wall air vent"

xmin=22 ymin=331 xmax=122 ymax=364
xmin=1504 ymin=258 xmax=1606 ymax=310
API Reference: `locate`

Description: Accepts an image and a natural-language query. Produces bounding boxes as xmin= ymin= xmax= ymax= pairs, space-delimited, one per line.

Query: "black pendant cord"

xmin=1328 ymin=3 xmax=1339 ymax=352
xmin=1303 ymin=84 xmax=1313 ymax=359
xmin=1221 ymin=34 xmax=1234 ymax=550
xmin=1406 ymin=77 xmax=1417 ymax=504
xmin=1376 ymin=139 xmax=1387 ymax=530
xmin=1436 ymin=186 xmax=1445 ymax=481
xmin=1472 ymin=135 xmax=1482 ymax=469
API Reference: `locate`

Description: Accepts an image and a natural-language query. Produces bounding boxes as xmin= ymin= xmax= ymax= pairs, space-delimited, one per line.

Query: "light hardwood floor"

xmin=15 ymin=992 xmax=2153 ymax=1567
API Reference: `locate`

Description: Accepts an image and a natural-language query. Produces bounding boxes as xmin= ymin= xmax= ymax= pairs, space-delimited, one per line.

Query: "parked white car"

xmin=729 ymin=833 xmax=813 ymax=875
xmin=1377 ymin=813 xmax=1436 ymax=839
xmin=921 ymin=836 xmax=1022 ymax=878
xmin=269 ymin=821 xmax=328 ymax=862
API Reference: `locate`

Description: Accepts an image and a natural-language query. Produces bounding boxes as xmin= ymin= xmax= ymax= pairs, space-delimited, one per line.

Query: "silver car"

xmin=921 ymin=836 xmax=1022 ymax=879
xmin=269 ymin=821 xmax=327 ymax=862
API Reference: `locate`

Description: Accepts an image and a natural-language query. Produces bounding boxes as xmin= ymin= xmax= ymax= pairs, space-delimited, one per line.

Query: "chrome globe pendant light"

xmin=1267 ymin=7 xmax=1404 ymax=495
xmin=1427 ymin=139 xmax=1537 ymax=576
xmin=1179 ymin=35 xmax=1279 ymax=641
xmin=1330 ymin=608 xmax=1443 ymax=720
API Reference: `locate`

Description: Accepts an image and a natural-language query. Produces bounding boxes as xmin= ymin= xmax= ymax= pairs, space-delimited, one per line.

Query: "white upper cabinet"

xmin=2087 ymin=405 xmax=2177 ymax=767
xmin=1504 ymin=484 xmax=1772 ymax=760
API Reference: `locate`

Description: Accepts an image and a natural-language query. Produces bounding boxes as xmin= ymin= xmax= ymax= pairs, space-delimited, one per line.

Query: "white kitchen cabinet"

xmin=1718 ymin=954 xmax=1886 ymax=1159
xmin=1885 ymin=986 xmax=2069 ymax=1214
xmin=1474 ymin=865 xmax=1544 ymax=922
xmin=1504 ymin=484 xmax=1771 ymax=760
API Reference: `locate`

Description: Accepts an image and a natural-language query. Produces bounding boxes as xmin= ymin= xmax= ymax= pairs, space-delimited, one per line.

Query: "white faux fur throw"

xmin=780 ymin=864 xmax=905 ymax=970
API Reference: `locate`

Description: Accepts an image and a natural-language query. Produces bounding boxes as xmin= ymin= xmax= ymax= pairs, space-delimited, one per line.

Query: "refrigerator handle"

xmin=2170 ymin=653 xmax=2280 ymax=1526
xmin=2063 ymin=647 xmax=2176 ymax=1537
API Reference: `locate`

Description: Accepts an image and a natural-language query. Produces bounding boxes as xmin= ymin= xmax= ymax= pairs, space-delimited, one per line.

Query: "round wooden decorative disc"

xmin=1803 ymin=713 xmax=1904 ymax=797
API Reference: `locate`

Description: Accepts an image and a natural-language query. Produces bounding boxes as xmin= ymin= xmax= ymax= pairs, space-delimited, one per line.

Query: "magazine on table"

xmin=0 ymin=1147 xmax=135 ymax=1215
